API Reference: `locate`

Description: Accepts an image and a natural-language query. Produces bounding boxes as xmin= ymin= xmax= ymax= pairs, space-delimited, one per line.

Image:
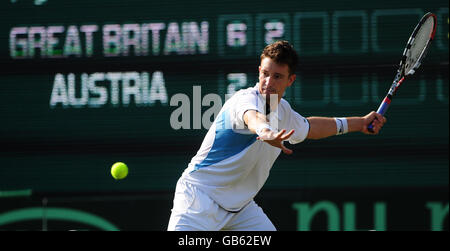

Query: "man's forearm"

xmin=306 ymin=116 xmax=364 ymax=140
xmin=244 ymin=110 xmax=271 ymax=134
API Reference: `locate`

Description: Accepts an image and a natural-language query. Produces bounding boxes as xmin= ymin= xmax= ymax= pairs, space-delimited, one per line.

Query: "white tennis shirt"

xmin=180 ymin=84 xmax=310 ymax=211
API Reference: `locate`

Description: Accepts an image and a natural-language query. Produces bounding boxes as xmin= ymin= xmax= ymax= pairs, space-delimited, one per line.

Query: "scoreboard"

xmin=0 ymin=0 xmax=448 ymax=193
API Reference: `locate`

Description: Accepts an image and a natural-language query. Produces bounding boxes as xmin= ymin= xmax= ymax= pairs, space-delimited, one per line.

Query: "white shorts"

xmin=167 ymin=178 xmax=276 ymax=231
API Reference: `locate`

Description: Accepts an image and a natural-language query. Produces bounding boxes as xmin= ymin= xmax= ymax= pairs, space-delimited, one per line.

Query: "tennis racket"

xmin=368 ymin=12 xmax=437 ymax=132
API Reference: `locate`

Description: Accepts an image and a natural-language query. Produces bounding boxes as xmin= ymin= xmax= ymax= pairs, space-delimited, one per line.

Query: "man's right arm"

xmin=243 ymin=110 xmax=269 ymax=135
xmin=243 ymin=110 xmax=295 ymax=154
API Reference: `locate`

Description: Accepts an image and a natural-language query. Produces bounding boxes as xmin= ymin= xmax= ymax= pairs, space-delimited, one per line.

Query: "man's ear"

xmin=287 ymin=74 xmax=296 ymax=87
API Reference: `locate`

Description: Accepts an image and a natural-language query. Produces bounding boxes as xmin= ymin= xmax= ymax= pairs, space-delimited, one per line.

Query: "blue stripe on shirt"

xmin=193 ymin=110 xmax=257 ymax=171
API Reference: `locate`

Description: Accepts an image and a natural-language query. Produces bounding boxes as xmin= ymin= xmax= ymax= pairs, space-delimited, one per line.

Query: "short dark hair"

xmin=260 ymin=40 xmax=298 ymax=75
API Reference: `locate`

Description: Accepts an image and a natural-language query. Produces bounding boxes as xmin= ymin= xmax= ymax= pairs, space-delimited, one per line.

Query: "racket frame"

xmin=367 ymin=12 xmax=437 ymax=132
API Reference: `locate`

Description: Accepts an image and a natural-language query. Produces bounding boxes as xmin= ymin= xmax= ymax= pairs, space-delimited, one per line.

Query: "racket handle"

xmin=367 ymin=96 xmax=391 ymax=133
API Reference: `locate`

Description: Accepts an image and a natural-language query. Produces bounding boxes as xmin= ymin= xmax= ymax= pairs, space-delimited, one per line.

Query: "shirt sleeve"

xmin=287 ymin=109 xmax=310 ymax=144
xmin=233 ymin=90 xmax=265 ymax=130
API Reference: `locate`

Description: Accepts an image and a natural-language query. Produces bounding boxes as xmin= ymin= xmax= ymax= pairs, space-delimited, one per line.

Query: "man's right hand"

xmin=257 ymin=129 xmax=295 ymax=155
xmin=244 ymin=110 xmax=295 ymax=155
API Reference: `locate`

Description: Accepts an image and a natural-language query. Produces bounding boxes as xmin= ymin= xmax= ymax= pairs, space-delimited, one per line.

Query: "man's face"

xmin=258 ymin=57 xmax=296 ymax=103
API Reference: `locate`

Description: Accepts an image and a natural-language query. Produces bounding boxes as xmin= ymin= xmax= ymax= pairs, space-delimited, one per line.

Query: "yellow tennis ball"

xmin=111 ymin=162 xmax=128 ymax=180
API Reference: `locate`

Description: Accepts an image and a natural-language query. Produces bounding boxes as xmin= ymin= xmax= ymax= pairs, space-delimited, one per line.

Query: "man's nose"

xmin=265 ymin=76 xmax=275 ymax=88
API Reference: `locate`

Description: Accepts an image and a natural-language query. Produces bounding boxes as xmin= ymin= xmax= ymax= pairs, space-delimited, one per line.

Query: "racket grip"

xmin=367 ymin=97 xmax=391 ymax=133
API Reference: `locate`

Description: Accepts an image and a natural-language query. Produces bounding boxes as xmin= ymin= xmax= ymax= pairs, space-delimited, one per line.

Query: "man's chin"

xmin=262 ymin=92 xmax=278 ymax=98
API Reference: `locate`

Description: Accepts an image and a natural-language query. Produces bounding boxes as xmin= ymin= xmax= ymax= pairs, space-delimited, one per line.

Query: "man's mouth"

xmin=262 ymin=88 xmax=276 ymax=94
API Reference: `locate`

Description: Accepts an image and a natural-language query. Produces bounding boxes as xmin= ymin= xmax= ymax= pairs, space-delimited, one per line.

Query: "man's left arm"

xmin=306 ymin=111 xmax=387 ymax=140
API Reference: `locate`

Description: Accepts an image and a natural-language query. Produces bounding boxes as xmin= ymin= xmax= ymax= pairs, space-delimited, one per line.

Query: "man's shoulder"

xmin=279 ymin=98 xmax=293 ymax=110
xmin=226 ymin=86 xmax=260 ymax=105
xmin=234 ymin=86 xmax=258 ymax=97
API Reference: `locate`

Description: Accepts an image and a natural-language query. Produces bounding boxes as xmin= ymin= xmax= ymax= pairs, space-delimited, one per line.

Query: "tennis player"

xmin=167 ymin=40 xmax=386 ymax=231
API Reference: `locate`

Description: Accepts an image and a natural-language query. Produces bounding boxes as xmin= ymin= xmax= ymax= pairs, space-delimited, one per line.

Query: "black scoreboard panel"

xmin=0 ymin=0 xmax=448 ymax=193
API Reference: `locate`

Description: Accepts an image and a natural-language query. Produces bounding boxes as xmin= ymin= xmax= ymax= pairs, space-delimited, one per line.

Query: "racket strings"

xmin=405 ymin=17 xmax=435 ymax=74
